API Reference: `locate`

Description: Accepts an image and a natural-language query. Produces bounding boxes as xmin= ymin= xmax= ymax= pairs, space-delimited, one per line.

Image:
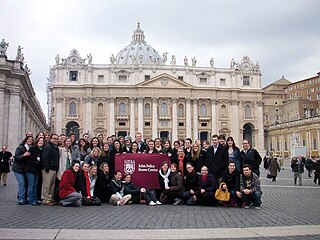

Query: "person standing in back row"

xmin=240 ymin=139 xmax=262 ymax=177
xmin=42 ymin=134 xmax=60 ymax=205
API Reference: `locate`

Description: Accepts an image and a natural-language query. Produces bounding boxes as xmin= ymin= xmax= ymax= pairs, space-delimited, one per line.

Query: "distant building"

xmin=0 ymin=41 xmax=48 ymax=151
xmin=264 ymin=72 xmax=320 ymax=157
xmin=47 ymin=23 xmax=264 ymax=152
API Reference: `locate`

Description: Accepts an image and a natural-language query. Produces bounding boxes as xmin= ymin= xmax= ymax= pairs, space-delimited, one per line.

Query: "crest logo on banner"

xmin=124 ymin=159 xmax=135 ymax=174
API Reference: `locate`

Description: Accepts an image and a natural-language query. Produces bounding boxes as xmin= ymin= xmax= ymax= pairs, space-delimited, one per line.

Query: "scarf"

xmin=159 ymin=168 xmax=171 ymax=189
xmin=84 ymin=171 xmax=92 ymax=199
xmin=201 ymin=173 xmax=208 ymax=182
xmin=178 ymin=154 xmax=185 ymax=177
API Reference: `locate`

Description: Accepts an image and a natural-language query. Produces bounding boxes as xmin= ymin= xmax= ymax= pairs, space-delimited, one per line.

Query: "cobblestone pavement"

xmin=0 ymin=160 xmax=319 ymax=239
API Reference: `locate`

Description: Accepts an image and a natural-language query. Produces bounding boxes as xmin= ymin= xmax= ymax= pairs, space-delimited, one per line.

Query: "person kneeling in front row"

xmin=109 ymin=170 xmax=132 ymax=205
xmin=59 ymin=161 xmax=82 ymax=207
xmin=123 ymin=174 xmax=161 ymax=206
xmin=237 ymin=164 xmax=262 ymax=209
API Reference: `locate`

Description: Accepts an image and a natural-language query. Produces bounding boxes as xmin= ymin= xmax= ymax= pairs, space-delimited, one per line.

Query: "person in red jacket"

xmin=59 ymin=161 xmax=82 ymax=207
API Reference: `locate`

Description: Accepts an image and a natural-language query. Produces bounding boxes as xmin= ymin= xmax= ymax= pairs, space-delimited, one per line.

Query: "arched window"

xmin=221 ymin=105 xmax=227 ymax=117
xmin=98 ymin=103 xmax=103 ymax=115
xmin=119 ymin=102 xmax=126 ymax=115
xmin=160 ymin=103 xmax=168 ymax=116
xmin=69 ymin=102 xmax=77 ymax=115
xmin=178 ymin=104 xmax=184 ymax=117
xmin=200 ymin=104 xmax=207 ymax=116
xmin=144 ymin=103 xmax=151 ymax=117
xmin=245 ymin=105 xmax=251 ymax=118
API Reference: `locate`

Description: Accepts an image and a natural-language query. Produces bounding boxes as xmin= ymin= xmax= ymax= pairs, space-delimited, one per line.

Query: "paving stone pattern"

xmin=0 ymin=160 xmax=319 ymax=231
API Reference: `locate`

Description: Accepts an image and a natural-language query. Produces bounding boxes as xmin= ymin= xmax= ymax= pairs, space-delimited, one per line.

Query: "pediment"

xmin=136 ymin=73 xmax=193 ymax=88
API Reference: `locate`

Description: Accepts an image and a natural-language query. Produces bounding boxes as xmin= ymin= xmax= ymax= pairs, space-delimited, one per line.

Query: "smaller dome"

xmin=116 ymin=23 xmax=163 ymax=65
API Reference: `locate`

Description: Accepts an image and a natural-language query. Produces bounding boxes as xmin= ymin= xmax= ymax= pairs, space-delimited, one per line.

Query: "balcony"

xmin=198 ymin=116 xmax=210 ymax=121
xmin=116 ymin=114 xmax=129 ymax=120
xmin=67 ymin=114 xmax=79 ymax=119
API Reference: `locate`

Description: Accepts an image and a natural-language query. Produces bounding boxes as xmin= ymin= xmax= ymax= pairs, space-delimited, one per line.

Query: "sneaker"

xmin=255 ymin=206 xmax=261 ymax=210
xmin=149 ymin=201 xmax=156 ymax=206
xmin=173 ymin=198 xmax=182 ymax=205
xmin=244 ymin=202 xmax=252 ymax=209
xmin=156 ymin=201 xmax=162 ymax=205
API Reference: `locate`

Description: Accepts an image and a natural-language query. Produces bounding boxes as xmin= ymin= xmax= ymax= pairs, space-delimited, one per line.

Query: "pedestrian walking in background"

xmin=268 ymin=157 xmax=280 ymax=182
xmin=305 ymin=157 xmax=314 ymax=178
xmin=313 ymin=157 xmax=320 ymax=185
xmin=291 ymin=156 xmax=304 ymax=186
xmin=0 ymin=146 xmax=13 ymax=186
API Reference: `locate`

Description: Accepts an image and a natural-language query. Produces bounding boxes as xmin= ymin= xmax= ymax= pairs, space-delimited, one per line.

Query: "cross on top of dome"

xmin=131 ymin=22 xmax=146 ymax=44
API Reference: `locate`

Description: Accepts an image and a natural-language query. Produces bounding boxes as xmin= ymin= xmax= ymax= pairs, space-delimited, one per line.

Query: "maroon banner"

xmin=115 ymin=153 xmax=171 ymax=189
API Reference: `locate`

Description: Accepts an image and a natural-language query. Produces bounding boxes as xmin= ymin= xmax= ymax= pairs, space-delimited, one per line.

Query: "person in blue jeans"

xmin=238 ymin=164 xmax=262 ymax=209
xmin=12 ymin=136 xmax=34 ymax=205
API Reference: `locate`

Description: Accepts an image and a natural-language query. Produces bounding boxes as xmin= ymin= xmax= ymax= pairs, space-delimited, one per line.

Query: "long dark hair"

xmin=226 ymin=136 xmax=237 ymax=150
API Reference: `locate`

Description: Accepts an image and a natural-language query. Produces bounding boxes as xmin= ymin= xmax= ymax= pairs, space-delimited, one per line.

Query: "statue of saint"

xmin=184 ymin=56 xmax=188 ymax=67
xmin=0 ymin=39 xmax=9 ymax=55
xmin=110 ymin=54 xmax=116 ymax=64
xmin=170 ymin=55 xmax=176 ymax=65
xmin=55 ymin=54 xmax=60 ymax=65
xmin=162 ymin=52 xmax=168 ymax=64
xmin=16 ymin=45 xmax=23 ymax=61
xmin=87 ymin=53 xmax=92 ymax=64
xmin=191 ymin=56 xmax=197 ymax=67
xmin=230 ymin=58 xmax=235 ymax=69
xmin=210 ymin=58 xmax=214 ymax=67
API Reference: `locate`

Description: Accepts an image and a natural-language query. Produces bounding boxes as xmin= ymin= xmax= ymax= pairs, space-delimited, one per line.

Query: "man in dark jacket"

xmin=205 ymin=134 xmax=229 ymax=182
xmin=42 ymin=134 xmax=59 ymax=205
xmin=240 ymin=139 xmax=262 ymax=177
xmin=0 ymin=146 xmax=12 ymax=186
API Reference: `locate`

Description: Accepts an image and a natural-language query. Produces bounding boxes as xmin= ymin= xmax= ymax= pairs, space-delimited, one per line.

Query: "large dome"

xmin=116 ymin=23 xmax=163 ymax=65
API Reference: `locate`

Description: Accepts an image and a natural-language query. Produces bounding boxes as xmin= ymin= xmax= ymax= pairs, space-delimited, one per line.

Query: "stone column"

xmin=83 ymin=97 xmax=93 ymax=135
xmin=211 ymin=99 xmax=218 ymax=136
xmin=55 ymin=97 xmax=64 ymax=135
xmin=256 ymin=101 xmax=265 ymax=153
xmin=8 ymin=90 xmax=21 ymax=150
xmin=186 ymin=99 xmax=192 ymax=138
xmin=172 ymin=98 xmax=178 ymax=141
xmin=137 ymin=98 xmax=144 ymax=136
xmin=193 ymin=99 xmax=198 ymax=140
xmin=152 ymin=97 xmax=158 ymax=139
xmin=21 ymin=103 xmax=26 ymax=139
xmin=129 ymin=98 xmax=136 ymax=137
xmin=231 ymin=100 xmax=240 ymax=144
xmin=0 ymin=89 xmax=4 ymax=146
xmin=108 ymin=97 xmax=115 ymax=136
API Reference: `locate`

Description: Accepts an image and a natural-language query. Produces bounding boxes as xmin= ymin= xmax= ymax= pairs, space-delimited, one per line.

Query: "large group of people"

xmin=9 ymin=131 xmax=267 ymax=209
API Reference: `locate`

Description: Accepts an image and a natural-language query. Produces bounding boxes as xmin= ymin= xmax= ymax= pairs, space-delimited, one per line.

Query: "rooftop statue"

xmin=191 ymin=56 xmax=197 ymax=67
xmin=184 ymin=56 xmax=188 ymax=67
xmin=0 ymin=39 xmax=9 ymax=55
xmin=210 ymin=58 xmax=214 ymax=67
xmin=55 ymin=54 xmax=60 ymax=65
xmin=16 ymin=45 xmax=23 ymax=61
xmin=110 ymin=54 xmax=116 ymax=64
xmin=170 ymin=55 xmax=176 ymax=65
xmin=87 ymin=53 xmax=92 ymax=65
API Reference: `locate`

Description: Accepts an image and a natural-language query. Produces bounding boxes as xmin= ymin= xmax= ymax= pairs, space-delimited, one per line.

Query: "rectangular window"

xmin=313 ymin=139 xmax=317 ymax=150
xmin=285 ymin=142 xmax=288 ymax=151
xmin=302 ymin=140 xmax=306 ymax=146
xmin=178 ymin=76 xmax=183 ymax=81
xmin=145 ymin=75 xmax=150 ymax=81
xmin=98 ymin=75 xmax=104 ymax=82
xmin=243 ymin=76 xmax=250 ymax=86
xmin=307 ymin=95 xmax=312 ymax=100
xmin=277 ymin=141 xmax=280 ymax=151
xmin=144 ymin=122 xmax=151 ymax=126
xmin=200 ymin=77 xmax=208 ymax=84
xmin=178 ymin=122 xmax=184 ymax=127
xmin=118 ymin=75 xmax=128 ymax=82
xmin=201 ymin=122 xmax=207 ymax=127
xmin=119 ymin=122 xmax=126 ymax=126
xmin=69 ymin=71 xmax=78 ymax=81
xmin=317 ymin=93 xmax=320 ymax=100
xmin=220 ymin=78 xmax=226 ymax=86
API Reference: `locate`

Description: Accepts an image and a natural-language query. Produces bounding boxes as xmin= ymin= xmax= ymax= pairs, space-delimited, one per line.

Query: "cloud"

xmin=1 ymin=0 xmax=319 ymax=121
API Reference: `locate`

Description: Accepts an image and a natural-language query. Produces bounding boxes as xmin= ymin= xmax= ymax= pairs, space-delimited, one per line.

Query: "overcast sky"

xmin=1 ymin=0 xmax=319 ymax=120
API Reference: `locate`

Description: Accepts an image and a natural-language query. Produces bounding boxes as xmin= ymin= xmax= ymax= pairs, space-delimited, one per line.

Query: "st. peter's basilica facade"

xmin=47 ymin=23 xmax=264 ymax=152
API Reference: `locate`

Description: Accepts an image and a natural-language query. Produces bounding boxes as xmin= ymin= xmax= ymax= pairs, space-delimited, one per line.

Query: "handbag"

xmin=214 ymin=182 xmax=230 ymax=202
xmin=267 ymin=172 xmax=272 ymax=179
